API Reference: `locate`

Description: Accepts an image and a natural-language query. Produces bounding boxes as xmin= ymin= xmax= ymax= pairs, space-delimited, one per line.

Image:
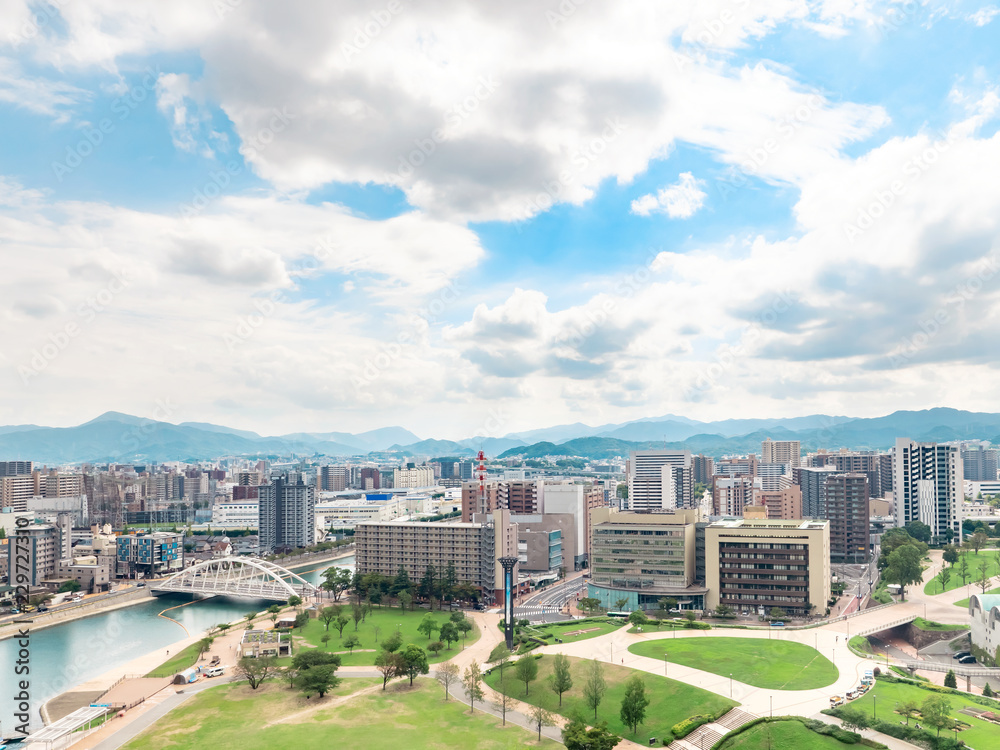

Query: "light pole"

xmin=770 ymin=695 xmax=773 ymax=718
xmin=730 ymin=673 xmax=734 ymax=697
xmin=664 ymin=653 xmax=668 ymax=677
xmin=873 ymin=695 xmax=877 ymax=721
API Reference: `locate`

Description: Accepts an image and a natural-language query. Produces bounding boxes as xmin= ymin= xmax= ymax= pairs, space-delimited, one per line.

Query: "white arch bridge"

xmin=152 ymin=558 xmax=319 ymax=601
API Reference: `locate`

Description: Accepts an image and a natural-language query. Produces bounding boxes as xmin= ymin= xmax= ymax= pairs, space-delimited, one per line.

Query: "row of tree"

xmin=319 ymin=564 xmax=481 ymax=610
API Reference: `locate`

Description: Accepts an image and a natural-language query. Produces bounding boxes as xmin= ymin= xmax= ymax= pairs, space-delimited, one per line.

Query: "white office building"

xmin=893 ymin=438 xmax=963 ymax=543
xmin=627 ymin=450 xmax=693 ymax=511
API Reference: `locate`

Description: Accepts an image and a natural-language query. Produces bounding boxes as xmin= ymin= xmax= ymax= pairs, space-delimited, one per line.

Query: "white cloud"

xmin=0 ymin=58 xmax=88 ymax=122
xmin=968 ymin=6 xmax=1000 ymax=26
xmin=631 ymin=172 xmax=707 ymax=218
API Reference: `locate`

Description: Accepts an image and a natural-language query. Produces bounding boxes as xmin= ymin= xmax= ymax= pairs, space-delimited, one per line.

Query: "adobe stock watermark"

xmin=514 ymin=116 xmax=627 ymax=223
xmin=341 ymin=0 xmax=406 ymax=63
xmin=7 ymin=0 xmax=69 ymax=46
xmin=843 ymin=131 xmax=953 ymax=243
xmin=715 ymin=94 xmax=825 ymax=200
xmin=687 ymin=289 xmax=798 ymax=395
xmin=51 ymin=67 xmax=161 ymax=182
xmin=887 ymin=255 xmax=999 ymax=368
xmin=546 ymin=0 xmax=587 ymax=29
xmin=390 ymin=76 xmax=501 ymax=180
xmin=120 ymin=398 xmax=179 ymax=456
xmin=672 ymin=0 xmax=752 ymax=65
xmin=18 ymin=269 xmax=131 ymax=385
xmin=179 ymin=107 xmax=295 ymax=221
xmin=224 ymin=234 xmax=340 ymax=352
xmin=352 ymin=280 xmax=464 ymax=390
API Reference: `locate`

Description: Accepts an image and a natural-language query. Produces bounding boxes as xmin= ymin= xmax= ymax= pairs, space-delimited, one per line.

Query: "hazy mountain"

xmin=387 ymin=439 xmax=475 ymax=456
xmin=0 ymin=424 xmax=46 ymax=436
xmin=281 ymin=426 xmax=421 ymax=452
xmin=179 ymin=421 xmax=263 ymax=440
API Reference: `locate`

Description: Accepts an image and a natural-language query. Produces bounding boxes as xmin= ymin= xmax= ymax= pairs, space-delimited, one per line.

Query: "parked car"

xmin=954 ymin=651 xmax=971 ymax=660
xmin=770 ymin=621 xmax=785 ymax=627
xmin=959 ymin=655 xmax=977 ymax=664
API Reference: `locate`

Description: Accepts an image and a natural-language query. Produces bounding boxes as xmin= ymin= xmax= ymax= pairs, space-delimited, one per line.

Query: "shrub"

xmin=671 ymin=715 xmax=714 ymax=739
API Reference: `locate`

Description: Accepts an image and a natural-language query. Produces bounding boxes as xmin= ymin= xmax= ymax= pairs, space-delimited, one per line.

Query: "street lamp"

xmin=664 ymin=653 xmax=668 ymax=677
xmin=730 ymin=673 xmax=734 ymax=697
xmin=873 ymin=695 xmax=877 ymax=721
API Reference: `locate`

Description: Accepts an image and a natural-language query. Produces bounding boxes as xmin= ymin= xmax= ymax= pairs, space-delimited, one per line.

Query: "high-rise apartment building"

xmin=793 ymin=465 xmax=838 ymax=518
xmin=823 ymin=473 xmax=870 ymax=563
xmin=0 ymin=473 xmax=36 ymax=511
xmin=7 ymin=517 xmax=71 ymax=586
xmin=461 ymin=480 xmax=500 ymax=522
xmin=810 ymin=451 xmax=884 ymax=498
xmin=757 ymin=463 xmax=792 ymax=491
xmin=692 ymin=455 xmax=715 ymax=485
xmin=258 ymin=476 xmax=316 ymax=551
xmin=963 ymin=445 xmax=999 ymax=482
xmin=894 ymin=438 xmax=963 ymax=543
xmin=627 ymin=450 xmax=693 ymax=511
xmin=713 ymin=476 xmax=758 ymax=516
xmin=393 ymin=466 xmax=435 ymax=488
xmin=0 ymin=461 xmax=33 ymax=476
xmin=320 ymin=465 xmax=349 ymax=492
xmin=761 ymin=439 xmax=801 ymax=468
xmin=751 ymin=486 xmax=802 ymax=520
xmin=359 ymin=467 xmax=381 ymax=491
xmin=499 ymin=480 xmax=543 ymax=515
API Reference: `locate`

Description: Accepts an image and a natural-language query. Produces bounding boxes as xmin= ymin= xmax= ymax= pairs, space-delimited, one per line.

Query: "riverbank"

xmin=0 ymin=587 xmax=153 ymax=642
xmin=271 ymin=545 xmax=355 ymax=572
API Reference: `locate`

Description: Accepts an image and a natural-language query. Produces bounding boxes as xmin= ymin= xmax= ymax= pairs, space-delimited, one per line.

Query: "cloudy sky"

xmin=1 ymin=0 xmax=999 ymax=439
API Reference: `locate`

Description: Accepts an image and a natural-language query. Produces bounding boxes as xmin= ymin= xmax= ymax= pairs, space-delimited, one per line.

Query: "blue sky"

xmin=1 ymin=1 xmax=999 ymax=437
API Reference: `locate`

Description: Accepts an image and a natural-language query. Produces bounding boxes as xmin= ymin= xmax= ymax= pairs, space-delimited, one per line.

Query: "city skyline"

xmin=2 ymin=2 xmax=999 ymax=437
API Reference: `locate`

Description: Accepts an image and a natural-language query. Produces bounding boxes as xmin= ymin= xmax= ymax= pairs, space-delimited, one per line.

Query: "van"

xmin=959 ymin=655 xmax=977 ymax=665
xmin=204 ymin=666 xmax=225 ymax=678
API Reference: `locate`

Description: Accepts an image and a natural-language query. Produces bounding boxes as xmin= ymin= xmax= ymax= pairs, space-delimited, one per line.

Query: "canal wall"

xmin=0 ymin=587 xmax=153 ymax=642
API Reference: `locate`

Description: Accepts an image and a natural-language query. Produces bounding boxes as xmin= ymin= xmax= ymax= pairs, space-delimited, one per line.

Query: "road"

xmin=514 ymin=574 xmax=588 ymax=623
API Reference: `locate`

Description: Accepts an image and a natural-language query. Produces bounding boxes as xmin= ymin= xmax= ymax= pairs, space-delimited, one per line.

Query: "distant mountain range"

xmin=0 ymin=407 xmax=998 ymax=465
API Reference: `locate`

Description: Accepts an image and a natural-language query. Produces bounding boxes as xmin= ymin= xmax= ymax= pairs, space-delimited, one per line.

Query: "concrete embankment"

xmin=0 ymin=588 xmax=153 ymax=642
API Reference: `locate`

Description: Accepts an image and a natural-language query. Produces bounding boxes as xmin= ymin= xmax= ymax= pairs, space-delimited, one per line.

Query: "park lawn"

xmin=293 ymin=606 xmax=479 ymax=666
xmin=850 ymin=678 xmax=1000 ymax=749
xmin=530 ymin=619 xmax=623 ymax=644
xmin=629 ymin=637 xmax=838 ymax=690
xmin=124 ymin=678 xmax=557 ymax=750
xmin=146 ymin=641 xmax=202 ymax=676
xmin=484 ymin=654 xmax=736 ymax=742
xmin=924 ymin=550 xmax=1000 ymax=595
xmin=912 ymin=617 xmax=968 ymax=632
xmin=720 ymin=719 xmax=856 ymax=750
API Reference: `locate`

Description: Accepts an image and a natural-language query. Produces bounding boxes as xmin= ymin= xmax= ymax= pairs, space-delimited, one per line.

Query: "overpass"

xmin=152 ymin=558 xmax=319 ymax=601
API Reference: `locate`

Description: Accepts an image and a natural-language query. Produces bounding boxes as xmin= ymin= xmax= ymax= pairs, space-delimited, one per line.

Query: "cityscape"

xmin=3 ymin=3 xmax=1000 ymax=750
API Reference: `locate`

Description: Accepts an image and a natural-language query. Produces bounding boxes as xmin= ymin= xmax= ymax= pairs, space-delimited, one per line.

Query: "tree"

xmin=321 ymin=633 xmax=331 ymax=650
xmin=614 ymin=597 xmax=629 ymax=611
xmin=287 ymin=595 xmax=303 ymax=607
xmin=978 ymin=561 xmax=992 ymax=594
xmin=197 ymin=636 xmax=214 ymax=659
xmin=333 ymin=613 xmax=349 ymax=637
xmin=984 ymin=683 xmax=994 ymax=697
xmin=390 ymin=565 xmax=412 ymax=597
xmin=904 ymin=520 xmax=932 ymax=543
xmin=267 ymin=604 xmax=282 ymax=626
xmin=417 ymin=613 xmax=440 ymax=640
xmin=375 ymin=650 xmax=405 ymax=690
xmin=899 ymin=699 xmax=920 ymax=725
xmin=58 ymin=580 xmax=82 ymax=593
xmin=420 ymin=565 xmax=438 ymax=607
xmin=839 ymin=708 xmax=869 ymax=732
xmin=401 ymin=644 xmax=429 ymax=686
xmin=244 ymin=611 xmax=257 ymax=628
xmin=971 ymin=530 xmax=989 ymax=555
xmin=321 ymin=567 xmax=352 ymax=602
xmin=489 ymin=643 xmax=511 ymax=679
xmin=437 ymin=661 xmax=460 ymax=700
xmin=628 ymin=610 xmax=648 ymax=629
xmin=285 ymin=664 xmax=299 ymax=688
xmin=428 ymin=640 xmax=444 ymax=656
xmin=769 ymin=607 xmax=787 ymax=621
xmin=529 ymin=704 xmax=555 ymax=741
xmin=300 ymin=665 xmax=339 ymax=699
xmin=515 ymin=655 xmax=539 ymax=696
xmin=562 ymin=717 xmax=621 ymax=750
xmin=382 ymin=632 xmax=403 ymax=654
xmin=292 ymin=651 xmax=341 ymax=671
xmin=463 ymin=660 xmax=485 ymax=713
xmin=456 ymin=618 xmax=473 ymax=645
xmin=293 ymin=611 xmax=309 ymax=630
xmin=343 ymin=634 xmax=362 ymax=654
xmin=583 ymin=658 xmax=607 ymax=721
xmin=236 ymin=656 xmax=276 ymax=690
xmin=715 ymin=603 xmax=735 ymax=618
xmin=878 ymin=528 xmax=928 ymax=570
xmin=936 ymin=567 xmax=952 ymax=593
xmin=885 ymin=544 xmax=924 ymax=600
xmin=920 ymin=694 xmax=953 ymax=737
xmin=319 ymin=605 xmax=340 ymax=631
xmin=493 ymin=677 xmax=517 ymax=725
xmin=578 ymin=597 xmax=602 ymax=614
xmin=619 ymin=675 xmax=649 ymax=735
xmin=549 ymin=653 xmax=573 ymax=707
xmin=958 ymin=555 xmax=971 ymax=585
xmin=351 ymin=604 xmax=364 ymax=631
xmin=399 ymin=590 xmax=413 ymax=612
xmin=944 ymin=669 xmax=958 ymax=688
xmin=943 ymin=544 xmax=960 ymax=566
xmin=439 ymin=621 xmax=459 ymax=650
xmin=443 ymin=560 xmax=459 ymax=607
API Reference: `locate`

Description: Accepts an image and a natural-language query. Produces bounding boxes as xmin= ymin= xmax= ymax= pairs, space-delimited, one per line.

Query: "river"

xmin=0 ymin=555 xmax=354 ymax=737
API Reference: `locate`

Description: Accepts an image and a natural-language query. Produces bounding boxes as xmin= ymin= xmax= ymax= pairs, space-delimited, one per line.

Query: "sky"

xmin=1 ymin=0 xmax=999 ymax=440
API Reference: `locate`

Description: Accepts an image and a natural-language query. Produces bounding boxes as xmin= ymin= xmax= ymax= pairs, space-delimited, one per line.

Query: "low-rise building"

xmin=211 ymin=501 xmax=259 ymax=526
xmin=116 ymin=531 xmax=183 ymax=577
xmin=970 ymin=594 xmax=1000 ymax=665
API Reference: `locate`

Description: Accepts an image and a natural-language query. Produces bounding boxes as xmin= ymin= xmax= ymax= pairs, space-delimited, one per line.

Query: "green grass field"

xmin=291 ymin=606 xmax=479 ymax=666
xmin=529 ymin=619 xmax=623 ymax=644
xmin=911 ymin=617 xmax=968 ymax=632
xmin=629 ymin=637 xmax=838 ymax=690
xmin=720 ymin=720 xmax=856 ymax=750
xmin=850 ymin=679 xmax=1000 ymax=749
xmin=483 ymin=654 xmax=736 ymax=741
xmin=124 ymin=678 xmax=556 ymax=750
xmin=955 ymin=587 xmax=1000 ymax=608
xmin=924 ymin=551 xmax=1000 ymax=595
xmin=146 ymin=641 xmax=202 ymax=676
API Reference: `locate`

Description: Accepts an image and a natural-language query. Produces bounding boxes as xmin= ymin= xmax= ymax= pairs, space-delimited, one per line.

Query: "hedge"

xmin=710 ymin=716 xmax=884 ymax=750
xmin=823 ymin=706 xmax=966 ymax=750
